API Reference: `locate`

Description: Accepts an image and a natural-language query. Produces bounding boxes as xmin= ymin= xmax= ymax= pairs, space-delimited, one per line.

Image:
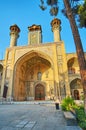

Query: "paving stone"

xmin=0 ymin=121 xmax=10 ymax=126
xmin=32 ymin=125 xmax=44 ymax=130
xmin=16 ymin=120 xmax=28 ymax=128
xmin=25 ymin=123 xmax=34 ymax=128
xmin=25 ymin=121 xmax=36 ymax=128
xmin=0 ymin=104 xmax=81 ymax=130
xmin=54 ymin=126 xmax=66 ymax=130
xmin=22 ymin=128 xmax=32 ymax=130
xmin=16 ymin=124 xmax=24 ymax=128
xmin=29 ymin=121 xmax=36 ymax=124
xmin=18 ymin=120 xmax=28 ymax=125
xmin=0 ymin=126 xmax=20 ymax=130
xmin=66 ymin=126 xmax=82 ymax=130
xmin=9 ymin=120 xmax=21 ymax=127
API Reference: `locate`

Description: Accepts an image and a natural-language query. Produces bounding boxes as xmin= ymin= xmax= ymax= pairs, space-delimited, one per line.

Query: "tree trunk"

xmin=63 ymin=0 xmax=86 ymax=113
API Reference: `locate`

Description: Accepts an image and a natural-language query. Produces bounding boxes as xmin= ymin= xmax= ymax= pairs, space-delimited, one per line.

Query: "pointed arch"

xmin=70 ymin=78 xmax=83 ymax=100
xmin=13 ymin=50 xmax=53 ymax=101
xmin=67 ymin=57 xmax=79 ymax=74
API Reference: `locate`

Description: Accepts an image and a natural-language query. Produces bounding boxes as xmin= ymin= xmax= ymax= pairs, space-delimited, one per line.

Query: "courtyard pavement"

xmin=0 ymin=102 xmax=82 ymax=130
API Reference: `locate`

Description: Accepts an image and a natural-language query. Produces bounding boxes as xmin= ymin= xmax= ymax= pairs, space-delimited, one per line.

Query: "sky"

xmin=0 ymin=0 xmax=86 ymax=59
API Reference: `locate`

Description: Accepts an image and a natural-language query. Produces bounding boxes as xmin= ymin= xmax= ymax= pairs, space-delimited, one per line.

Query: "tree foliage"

xmin=40 ymin=0 xmax=86 ymax=28
xmin=47 ymin=0 xmax=57 ymax=5
xmin=39 ymin=0 xmax=59 ymax=16
xmin=77 ymin=0 xmax=86 ymax=28
xmin=61 ymin=0 xmax=86 ymax=28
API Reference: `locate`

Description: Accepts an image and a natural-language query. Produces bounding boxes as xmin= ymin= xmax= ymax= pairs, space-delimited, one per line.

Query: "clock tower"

xmin=28 ymin=24 xmax=42 ymax=45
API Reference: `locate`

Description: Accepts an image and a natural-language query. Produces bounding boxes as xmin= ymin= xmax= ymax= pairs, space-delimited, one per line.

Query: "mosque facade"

xmin=0 ymin=18 xmax=85 ymax=101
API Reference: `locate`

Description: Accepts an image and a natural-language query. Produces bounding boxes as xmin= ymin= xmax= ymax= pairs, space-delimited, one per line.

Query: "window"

xmin=37 ymin=72 xmax=42 ymax=80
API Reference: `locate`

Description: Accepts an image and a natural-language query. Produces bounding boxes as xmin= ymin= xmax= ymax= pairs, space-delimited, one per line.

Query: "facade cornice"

xmin=6 ymin=41 xmax=63 ymax=51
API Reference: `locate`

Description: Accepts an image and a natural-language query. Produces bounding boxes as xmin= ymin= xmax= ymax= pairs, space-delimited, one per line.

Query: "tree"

xmin=39 ymin=0 xmax=86 ymax=113
xmin=63 ymin=0 xmax=86 ymax=114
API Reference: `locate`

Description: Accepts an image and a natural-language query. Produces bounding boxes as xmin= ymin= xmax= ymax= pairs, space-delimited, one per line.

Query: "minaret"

xmin=10 ymin=24 xmax=20 ymax=47
xmin=51 ymin=18 xmax=61 ymax=42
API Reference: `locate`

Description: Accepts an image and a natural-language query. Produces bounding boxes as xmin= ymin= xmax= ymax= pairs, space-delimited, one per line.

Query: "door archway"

xmin=70 ymin=78 xmax=82 ymax=100
xmin=13 ymin=51 xmax=52 ymax=101
xmin=74 ymin=90 xmax=79 ymax=100
xmin=35 ymin=84 xmax=45 ymax=100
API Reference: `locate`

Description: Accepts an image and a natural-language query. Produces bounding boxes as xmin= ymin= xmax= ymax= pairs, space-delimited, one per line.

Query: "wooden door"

xmin=35 ymin=84 xmax=45 ymax=100
xmin=74 ymin=89 xmax=79 ymax=100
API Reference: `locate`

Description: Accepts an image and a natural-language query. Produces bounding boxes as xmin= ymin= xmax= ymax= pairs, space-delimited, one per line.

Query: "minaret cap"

xmin=28 ymin=24 xmax=42 ymax=32
xmin=51 ymin=18 xmax=61 ymax=29
xmin=10 ymin=24 xmax=20 ymax=33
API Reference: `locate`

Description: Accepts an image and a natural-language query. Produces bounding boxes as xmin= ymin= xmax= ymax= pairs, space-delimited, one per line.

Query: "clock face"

xmin=31 ymin=34 xmax=36 ymax=38
xmin=30 ymin=33 xmax=37 ymax=44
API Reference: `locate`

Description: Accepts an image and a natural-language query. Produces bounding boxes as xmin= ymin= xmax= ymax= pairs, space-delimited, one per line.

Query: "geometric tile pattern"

xmin=16 ymin=120 xmax=36 ymax=129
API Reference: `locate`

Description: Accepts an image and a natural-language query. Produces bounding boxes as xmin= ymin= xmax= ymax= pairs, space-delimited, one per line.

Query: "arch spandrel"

xmin=14 ymin=50 xmax=53 ymax=69
xmin=70 ymin=78 xmax=82 ymax=89
xmin=67 ymin=57 xmax=80 ymax=74
xmin=67 ymin=57 xmax=79 ymax=68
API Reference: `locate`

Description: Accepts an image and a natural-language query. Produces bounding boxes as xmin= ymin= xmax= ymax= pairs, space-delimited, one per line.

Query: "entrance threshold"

xmin=0 ymin=100 xmax=55 ymax=105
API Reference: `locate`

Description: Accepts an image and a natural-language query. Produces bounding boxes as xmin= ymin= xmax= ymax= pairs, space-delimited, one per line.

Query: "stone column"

xmin=10 ymin=24 xmax=20 ymax=47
